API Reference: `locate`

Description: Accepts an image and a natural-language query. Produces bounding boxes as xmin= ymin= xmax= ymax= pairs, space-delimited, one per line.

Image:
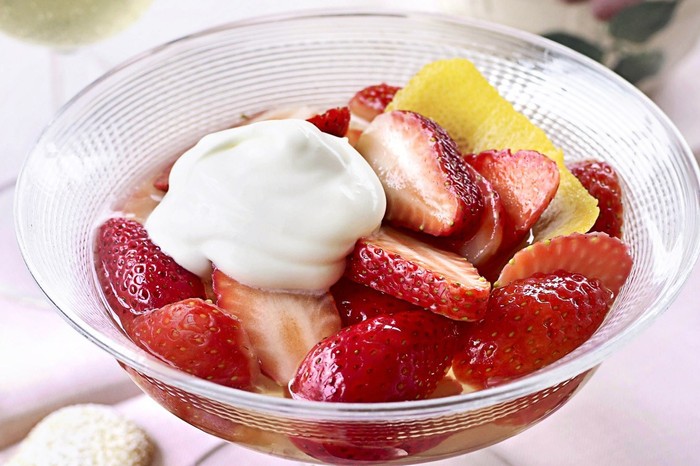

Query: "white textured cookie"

xmin=6 ymin=404 xmax=154 ymax=466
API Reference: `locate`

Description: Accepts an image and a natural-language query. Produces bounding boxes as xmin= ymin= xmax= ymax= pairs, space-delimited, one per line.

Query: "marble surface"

xmin=1 ymin=1 xmax=699 ymax=465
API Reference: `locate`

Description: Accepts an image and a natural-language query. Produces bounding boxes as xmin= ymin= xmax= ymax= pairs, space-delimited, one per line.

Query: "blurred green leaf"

xmin=609 ymin=1 xmax=679 ymax=43
xmin=543 ymin=32 xmax=605 ymax=62
xmin=613 ymin=51 xmax=664 ymax=84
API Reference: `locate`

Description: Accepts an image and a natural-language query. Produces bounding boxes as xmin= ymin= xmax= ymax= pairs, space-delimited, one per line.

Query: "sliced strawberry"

xmin=348 ymin=83 xmax=401 ymax=122
xmin=330 ymin=277 xmax=424 ymax=327
xmin=497 ymin=371 xmax=590 ymax=427
xmin=345 ymin=115 xmax=368 ymax=147
xmin=496 ymin=232 xmax=632 ymax=296
xmin=356 ymin=110 xmax=484 ymax=237
xmin=569 ymin=159 xmax=624 ymax=238
xmin=453 ymin=271 xmax=613 ymax=389
xmin=434 ymin=168 xmax=505 ymax=267
xmin=129 ymin=298 xmax=261 ymax=390
xmin=212 ymin=269 xmax=341 ymax=386
xmin=292 ymin=429 xmax=445 ymax=463
xmin=153 ymin=163 xmax=173 ymax=192
xmin=465 ymin=149 xmax=559 ymax=241
xmin=346 ymin=227 xmax=490 ymax=321
xmin=95 ymin=218 xmax=206 ymax=331
xmin=306 ymin=106 xmax=350 ymax=137
xmin=290 ymin=310 xmax=459 ymax=402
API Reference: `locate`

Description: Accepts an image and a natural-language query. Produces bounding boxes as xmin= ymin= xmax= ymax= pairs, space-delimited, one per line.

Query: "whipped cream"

xmin=145 ymin=119 xmax=386 ymax=291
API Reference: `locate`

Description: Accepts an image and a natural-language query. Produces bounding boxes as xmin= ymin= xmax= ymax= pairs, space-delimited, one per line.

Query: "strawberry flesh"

xmin=496 ymin=231 xmax=632 ymax=296
xmin=433 ymin=167 xmax=505 ymax=267
xmin=346 ymin=227 xmax=490 ymax=321
xmin=356 ymin=110 xmax=484 ymax=237
xmin=569 ymin=159 xmax=624 ymax=238
xmin=453 ymin=271 xmax=613 ymax=389
xmin=129 ymin=298 xmax=261 ymax=390
xmin=465 ymin=149 xmax=559 ymax=245
xmin=348 ymin=83 xmax=401 ymax=121
xmin=306 ymin=106 xmax=351 ymax=137
xmin=290 ymin=310 xmax=459 ymax=402
xmin=95 ymin=218 xmax=206 ymax=331
xmin=153 ymin=163 xmax=173 ymax=192
xmin=330 ymin=277 xmax=424 ymax=327
xmin=212 ymin=269 xmax=341 ymax=386
xmin=291 ymin=430 xmax=445 ymax=463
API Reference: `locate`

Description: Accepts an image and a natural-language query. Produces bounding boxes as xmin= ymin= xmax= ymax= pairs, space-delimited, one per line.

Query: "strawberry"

xmin=434 ymin=168 xmax=505 ymax=267
xmin=569 ymin=159 xmax=624 ymax=238
xmin=291 ymin=429 xmax=445 ymax=463
xmin=129 ymin=298 xmax=261 ymax=390
xmin=453 ymin=271 xmax=613 ymax=389
xmin=153 ymin=163 xmax=173 ymax=192
xmin=345 ymin=115 xmax=368 ymax=147
xmin=95 ymin=218 xmax=206 ymax=330
xmin=306 ymin=106 xmax=351 ymax=137
xmin=348 ymin=83 xmax=401 ymax=121
xmin=212 ymin=269 xmax=341 ymax=386
xmin=330 ymin=277 xmax=424 ymax=327
xmin=496 ymin=371 xmax=590 ymax=427
xmin=346 ymin=227 xmax=490 ymax=321
xmin=356 ymin=110 xmax=484 ymax=237
xmin=290 ymin=310 xmax=459 ymax=402
xmin=465 ymin=149 xmax=559 ymax=242
xmin=496 ymin=232 xmax=632 ymax=296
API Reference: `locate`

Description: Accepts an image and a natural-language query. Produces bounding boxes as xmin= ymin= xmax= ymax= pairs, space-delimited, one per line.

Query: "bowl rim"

xmin=15 ymin=8 xmax=700 ymax=421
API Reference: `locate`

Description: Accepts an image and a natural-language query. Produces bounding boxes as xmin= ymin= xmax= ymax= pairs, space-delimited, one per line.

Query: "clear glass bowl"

xmin=14 ymin=10 xmax=700 ymax=465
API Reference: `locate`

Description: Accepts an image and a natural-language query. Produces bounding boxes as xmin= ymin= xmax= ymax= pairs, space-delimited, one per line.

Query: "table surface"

xmin=2 ymin=1 xmax=699 ymax=465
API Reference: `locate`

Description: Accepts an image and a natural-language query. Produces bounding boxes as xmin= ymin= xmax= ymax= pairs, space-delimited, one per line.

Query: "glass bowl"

xmin=14 ymin=10 xmax=700 ymax=465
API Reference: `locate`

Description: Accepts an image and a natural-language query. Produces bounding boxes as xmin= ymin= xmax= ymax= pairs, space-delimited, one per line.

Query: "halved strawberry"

xmin=345 ymin=115 xmax=368 ymax=147
xmin=212 ymin=269 xmax=341 ymax=386
xmin=290 ymin=310 xmax=459 ymax=402
xmin=569 ymin=159 xmax=624 ymax=238
xmin=95 ymin=218 xmax=206 ymax=331
xmin=306 ymin=107 xmax=350 ymax=137
xmin=496 ymin=232 xmax=632 ymax=296
xmin=153 ymin=163 xmax=173 ymax=192
xmin=356 ymin=110 xmax=484 ymax=237
xmin=434 ymin=168 xmax=505 ymax=267
xmin=129 ymin=298 xmax=261 ymax=390
xmin=330 ymin=277 xmax=423 ymax=327
xmin=465 ymin=149 xmax=559 ymax=242
xmin=453 ymin=271 xmax=613 ymax=389
xmin=348 ymin=83 xmax=401 ymax=122
xmin=346 ymin=227 xmax=490 ymax=321
xmin=291 ymin=428 xmax=445 ymax=464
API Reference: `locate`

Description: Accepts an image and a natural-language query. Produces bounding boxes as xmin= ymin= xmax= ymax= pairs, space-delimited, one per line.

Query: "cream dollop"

xmin=145 ymin=119 xmax=386 ymax=291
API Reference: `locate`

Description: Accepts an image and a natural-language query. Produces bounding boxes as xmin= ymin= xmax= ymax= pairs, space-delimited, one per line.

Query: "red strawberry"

xmin=453 ymin=271 xmax=613 ymax=389
xmin=497 ymin=371 xmax=590 ymax=427
xmin=330 ymin=277 xmax=424 ymax=327
xmin=290 ymin=310 xmax=459 ymax=402
xmin=153 ymin=163 xmax=173 ymax=192
xmin=348 ymin=83 xmax=401 ymax=121
xmin=129 ymin=298 xmax=261 ymax=390
xmin=212 ymin=269 xmax=341 ymax=386
xmin=306 ymin=106 xmax=351 ymax=137
xmin=291 ymin=429 xmax=445 ymax=463
xmin=345 ymin=115 xmax=368 ymax=147
xmin=346 ymin=227 xmax=490 ymax=321
xmin=465 ymin=149 xmax=559 ymax=244
xmin=95 ymin=218 xmax=206 ymax=330
xmin=356 ymin=110 xmax=484 ymax=237
xmin=496 ymin=232 xmax=632 ymax=296
xmin=569 ymin=159 xmax=624 ymax=238
xmin=434 ymin=168 xmax=505 ymax=267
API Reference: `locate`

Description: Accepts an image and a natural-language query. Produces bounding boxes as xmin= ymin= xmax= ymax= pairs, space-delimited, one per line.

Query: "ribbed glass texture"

xmin=15 ymin=10 xmax=700 ymax=464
